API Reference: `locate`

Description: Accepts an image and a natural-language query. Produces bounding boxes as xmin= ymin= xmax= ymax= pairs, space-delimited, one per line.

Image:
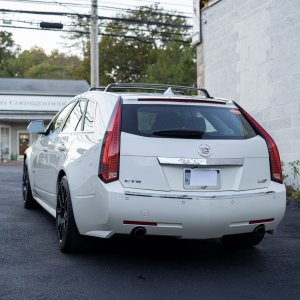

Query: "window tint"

xmin=47 ymin=102 xmax=74 ymax=134
xmin=83 ymin=101 xmax=95 ymax=131
xmin=122 ymin=104 xmax=257 ymax=140
xmin=63 ymin=100 xmax=85 ymax=132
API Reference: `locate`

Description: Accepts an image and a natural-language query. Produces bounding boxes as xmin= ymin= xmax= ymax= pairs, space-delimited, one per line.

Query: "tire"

xmin=56 ymin=176 xmax=85 ymax=253
xmin=221 ymin=231 xmax=265 ymax=248
xmin=22 ymin=162 xmax=37 ymax=209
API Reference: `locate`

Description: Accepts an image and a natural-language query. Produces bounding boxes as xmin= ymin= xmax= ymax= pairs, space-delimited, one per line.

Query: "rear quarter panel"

xmin=64 ymin=92 xmax=120 ymax=231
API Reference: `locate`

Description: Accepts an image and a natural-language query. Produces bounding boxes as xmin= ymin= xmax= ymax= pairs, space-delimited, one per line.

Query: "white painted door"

xmin=0 ymin=126 xmax=10 ymax=161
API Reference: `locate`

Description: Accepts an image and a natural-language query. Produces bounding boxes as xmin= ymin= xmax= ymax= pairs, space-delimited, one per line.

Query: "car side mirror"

xmin=27 ymin=120 xmax=46 ymax=134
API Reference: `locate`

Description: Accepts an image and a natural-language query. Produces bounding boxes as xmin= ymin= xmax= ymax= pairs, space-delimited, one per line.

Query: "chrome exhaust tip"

xmin=253 ymin=224 xmax=265 ymax=237
xmin=131 ymin=226 xmax=147 ymax=238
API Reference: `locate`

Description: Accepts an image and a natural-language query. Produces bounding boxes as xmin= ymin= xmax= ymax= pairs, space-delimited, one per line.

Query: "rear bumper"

xmin=75 ymin=181 xmax=286 ymax=239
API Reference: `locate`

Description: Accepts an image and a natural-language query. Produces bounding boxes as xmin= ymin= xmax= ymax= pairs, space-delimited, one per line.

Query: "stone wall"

xmin=197 ymin=0 xmax=300 ymax=182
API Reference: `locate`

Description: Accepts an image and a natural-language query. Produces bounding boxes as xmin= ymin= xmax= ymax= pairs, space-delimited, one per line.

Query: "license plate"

xmin=184 ymin=169 xmax=220 ymax=189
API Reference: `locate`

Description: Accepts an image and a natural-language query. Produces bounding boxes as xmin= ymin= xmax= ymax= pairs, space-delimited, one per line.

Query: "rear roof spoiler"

xmin=137 ymin=98 xmax=227 ymax=104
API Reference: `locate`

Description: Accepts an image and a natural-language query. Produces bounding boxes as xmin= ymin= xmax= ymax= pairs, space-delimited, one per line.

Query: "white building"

xmin=0 ymin=78 xmax=89 ymax=160
xmin=193 ymin=0 xmax=300 ymax=184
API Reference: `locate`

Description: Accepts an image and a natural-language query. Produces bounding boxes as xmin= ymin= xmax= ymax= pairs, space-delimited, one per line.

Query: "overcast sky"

xmin=0 ymin=0 xmax=193 ymax=55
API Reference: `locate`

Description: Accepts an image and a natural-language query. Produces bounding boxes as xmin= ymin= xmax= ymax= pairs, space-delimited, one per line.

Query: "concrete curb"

xmin=0 ymin=160 xmax=23 ymax=166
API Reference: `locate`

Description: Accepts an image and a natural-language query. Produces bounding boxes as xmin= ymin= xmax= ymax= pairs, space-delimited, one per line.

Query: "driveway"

xmin=0 ymin=164 xmax=299 ymax=299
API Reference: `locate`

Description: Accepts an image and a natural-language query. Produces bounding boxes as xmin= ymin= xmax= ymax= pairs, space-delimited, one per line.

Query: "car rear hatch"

xmin=119 ymin=98 xmax=271 ymax=192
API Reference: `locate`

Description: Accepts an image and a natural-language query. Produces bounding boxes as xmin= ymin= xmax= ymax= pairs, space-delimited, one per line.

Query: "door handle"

xmin=43 ymin=147 xmax=48 ymax=152
xmin=58 ymin=144 xmax=66 ymax=152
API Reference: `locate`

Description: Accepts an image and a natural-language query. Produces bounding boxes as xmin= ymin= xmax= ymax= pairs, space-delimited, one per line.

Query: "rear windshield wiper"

xmin=152 ymin=129 xmax=205 ymax=138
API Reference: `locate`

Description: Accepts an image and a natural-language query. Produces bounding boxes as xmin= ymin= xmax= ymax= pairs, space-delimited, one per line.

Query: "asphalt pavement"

xmin=0 ymin=164 xmax=299 ymax=300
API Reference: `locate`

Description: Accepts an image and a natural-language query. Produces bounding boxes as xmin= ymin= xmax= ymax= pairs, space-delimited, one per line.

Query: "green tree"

xmin=68 ymin=5 xmax=195 ymax=86
xmin=145 ymin=43 xmax=196 ymax=86
xmin=11 ymin=47 xmax=48 ymax=77
xmin=0 ymin=31 xmax=20 ymax=76
xmin=4 ymin=47 xmax=83 ymax=80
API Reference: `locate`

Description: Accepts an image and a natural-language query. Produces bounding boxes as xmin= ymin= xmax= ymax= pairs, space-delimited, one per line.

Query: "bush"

xmin=291 ymin=191 xmax=300 ymax=201
xmin=11 ymin=153 xmax=18 ymax=160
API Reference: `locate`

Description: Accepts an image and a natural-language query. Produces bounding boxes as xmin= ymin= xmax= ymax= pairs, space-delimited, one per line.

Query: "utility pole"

xmin=90 ymin=0 xmax=99 ymax=88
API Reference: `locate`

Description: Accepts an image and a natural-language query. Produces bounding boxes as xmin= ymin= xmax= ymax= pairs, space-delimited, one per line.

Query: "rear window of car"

xmin=121 ymin=104 xmax=257 ymax=140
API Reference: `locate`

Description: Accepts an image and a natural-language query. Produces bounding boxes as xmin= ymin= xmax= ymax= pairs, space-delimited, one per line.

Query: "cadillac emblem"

xmin=198 ymin=144 xmax=212 ymax=157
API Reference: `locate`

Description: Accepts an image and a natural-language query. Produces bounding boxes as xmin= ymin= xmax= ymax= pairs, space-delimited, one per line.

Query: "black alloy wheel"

xmin=56 ymin=181 xmax=69 ymax=245
xmin=22 ymin=162 xmax=37 ymax=208
xmin=56 ymin=176 xmax=85 ymax=252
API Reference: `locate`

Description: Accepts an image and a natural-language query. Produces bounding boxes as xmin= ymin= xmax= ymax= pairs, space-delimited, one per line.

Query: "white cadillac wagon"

xmin=23 ymin=83 xmax=286 ymax=252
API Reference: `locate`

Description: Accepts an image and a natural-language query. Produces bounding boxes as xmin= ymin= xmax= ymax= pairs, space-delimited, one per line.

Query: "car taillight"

xmin=234 ymin=102 xmax=283 ymax=184
xmin=99 ymin=100 xmax=122 ymax=183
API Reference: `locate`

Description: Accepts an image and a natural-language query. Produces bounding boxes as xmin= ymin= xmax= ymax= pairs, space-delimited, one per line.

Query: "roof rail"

xmin=88 ymin=87 xmax=106 ymax=91
xmin=104 ymin=83 xmax=212 ymax=98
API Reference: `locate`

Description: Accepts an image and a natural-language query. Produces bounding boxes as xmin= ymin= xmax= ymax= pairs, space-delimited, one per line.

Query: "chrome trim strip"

xmin=125 ymin=191 xmax=275 ymax=200
xmin=157 ymin=157 xmax=244 ymax=166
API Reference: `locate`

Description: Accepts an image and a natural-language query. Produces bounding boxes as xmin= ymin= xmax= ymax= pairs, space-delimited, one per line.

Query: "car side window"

xmin=83 ymin=100 xmax=95 ymax=131
xmin=46 ymin=102 xmax=74 ymax=135
xmin=62 ymin=100 xmax=86 ymax=133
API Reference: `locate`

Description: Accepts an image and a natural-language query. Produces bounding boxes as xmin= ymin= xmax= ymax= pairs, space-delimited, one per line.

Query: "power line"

xmin=100 ymin=15 xmax=190 ymax=29
xmin=0 ymin=24 xmax=191 ymax=44
xmin=50 ymin=0 xmax=79 ymax=14
xmin=0 ymin=8 xmax=191 ymax=29
xmin=0 ymin=8 xmax=90 ymax=17
xmin=97 ymin=5 xmax=191 ymax=19
xmin=0 ymin=0 xmax=192 ymax=17
xmin=0 ymin=24 xmax=87 ymax=34
xmin=69 ymin=0 xmax=192 ymax=7
xmin=102 ymin=24 xmax=190 ymax=37
xmin=117 ymin=0 xmax=192 ymax=8
xmin=0 ymin=18 xmax=191 ymax=37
